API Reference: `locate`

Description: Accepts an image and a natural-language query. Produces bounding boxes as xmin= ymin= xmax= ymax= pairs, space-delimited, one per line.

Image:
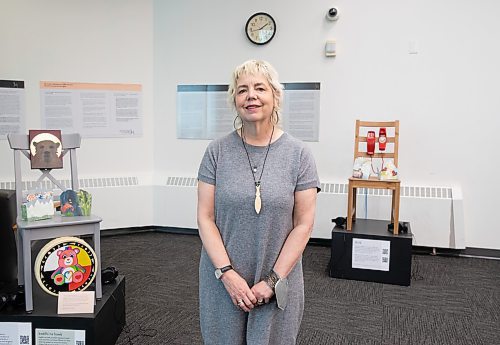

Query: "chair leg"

xmin=16 ymin=229 xmax=24 ymax=286
xmin=393 ymin=186 xmax=401 ymax=235
xmin=23 ymin=234 xmax=33 ymax=312
xmin=352 ymin=188 xmax=357 ymax=221
xmin=391 ymin=189 xmax=395 ymax=224
xmin=347 ymin=183 xmax=354 ymax=230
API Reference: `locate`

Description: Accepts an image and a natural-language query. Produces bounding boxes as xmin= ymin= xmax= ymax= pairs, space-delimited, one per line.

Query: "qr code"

xmin=76 ymin=341 xmax=85 ymax=345
xmin=382 ymin=249 xmax=389 ymax=255
xmin=20 ymin=335 xmax=30 ymax=344
xmin=382 ymin=257 xmax=388 ymax=263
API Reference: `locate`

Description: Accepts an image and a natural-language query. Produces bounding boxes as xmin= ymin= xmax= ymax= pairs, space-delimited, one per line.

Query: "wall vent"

xmin=159 ymin=177 xmax=462 ymax=248
xmin=320 ymin=182 xmax=452 ymax=199
xmin=0 ymin=176 xmax=463 ymax=249
xmin=0 ymin=177 xmax=139 ymax=191
xmin=166 ymin=176 xmax=198 ymax=187
xmin=162 ymin=179 xmax=452 ymax=200
xmin=0 ymin=181 xmax=16 ymax=190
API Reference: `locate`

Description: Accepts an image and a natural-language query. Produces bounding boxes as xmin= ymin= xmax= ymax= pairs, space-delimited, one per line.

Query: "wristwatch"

xmin=214 ymin=265 xmax=233 ymax=279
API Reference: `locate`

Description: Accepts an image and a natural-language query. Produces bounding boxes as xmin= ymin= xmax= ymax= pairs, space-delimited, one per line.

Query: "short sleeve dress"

xmin=197 ymin=130 xmax=320 ymax=345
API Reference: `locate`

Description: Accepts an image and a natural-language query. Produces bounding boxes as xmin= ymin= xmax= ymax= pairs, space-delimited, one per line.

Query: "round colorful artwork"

xmin=34 ymin=236 xmax=98 ymax=296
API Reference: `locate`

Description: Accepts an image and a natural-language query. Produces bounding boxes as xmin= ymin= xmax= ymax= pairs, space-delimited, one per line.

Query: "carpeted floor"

xmin=100 ymin=231 xmax=500 ymax=345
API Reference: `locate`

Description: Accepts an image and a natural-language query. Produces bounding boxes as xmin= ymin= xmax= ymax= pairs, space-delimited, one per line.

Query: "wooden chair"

xmin=346 ymin=120 xmax=401 ymax=234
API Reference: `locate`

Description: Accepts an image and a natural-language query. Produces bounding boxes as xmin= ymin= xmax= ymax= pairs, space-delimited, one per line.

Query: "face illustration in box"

xmin=29 ymin=132 xmax=63 ymax=169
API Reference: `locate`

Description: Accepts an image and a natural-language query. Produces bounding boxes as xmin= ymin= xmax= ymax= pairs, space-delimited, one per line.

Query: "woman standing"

xmin=197 ymin=60 xmax=320 ymax=345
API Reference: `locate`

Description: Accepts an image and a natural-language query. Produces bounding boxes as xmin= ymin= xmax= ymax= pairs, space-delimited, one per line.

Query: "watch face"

xmin=379 ymin=136 xmax=387 ymax=143
xmin=215 ymin=265 xmax=233 ymax=279
xmin=245 ymin=12 xmax=276 ymax=45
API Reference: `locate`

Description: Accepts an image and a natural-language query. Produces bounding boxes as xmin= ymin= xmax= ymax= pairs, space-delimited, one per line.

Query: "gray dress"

xmin=197 ymin=131 xmax=320 ymax=345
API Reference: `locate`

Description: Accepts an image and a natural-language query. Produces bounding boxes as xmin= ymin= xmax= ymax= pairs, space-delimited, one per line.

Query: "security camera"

xmin=326 ymin=7 xmax=339 ymax=21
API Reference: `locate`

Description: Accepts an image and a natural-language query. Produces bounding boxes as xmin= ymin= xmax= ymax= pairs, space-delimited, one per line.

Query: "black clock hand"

xmin=258 ymin=23 xmax=269 ymax=30
xmin=251 ymin=23 xmax=269 ymax=32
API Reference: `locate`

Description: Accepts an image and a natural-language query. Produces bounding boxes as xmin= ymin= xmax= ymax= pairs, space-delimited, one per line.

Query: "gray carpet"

xmin=100 ymin=231 xmax=500 ymax=345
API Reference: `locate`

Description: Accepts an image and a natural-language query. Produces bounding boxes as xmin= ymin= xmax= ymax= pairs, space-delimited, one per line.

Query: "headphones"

xmin=101 ymin=266 xmax=119 ymax=285
xmin=0 ymin=288 xmax=25 ymax=311
xmin=331 ymin=217 xmax=347 ymax=229
xmin=387 ymin=221 xmax=409 ymax=234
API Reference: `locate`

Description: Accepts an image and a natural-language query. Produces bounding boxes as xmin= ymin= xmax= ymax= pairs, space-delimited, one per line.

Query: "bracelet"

xmin=264 ymin=269 xmax=281 ymax=291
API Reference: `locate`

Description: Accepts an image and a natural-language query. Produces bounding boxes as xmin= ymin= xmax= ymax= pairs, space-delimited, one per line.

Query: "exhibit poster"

xmin=40 ymin=81 xmax=142 ymax=138
xmin=176 ymin=82 xmax=320 ymax=141
xmin=0 ymin=80 xmax=25 ymax=140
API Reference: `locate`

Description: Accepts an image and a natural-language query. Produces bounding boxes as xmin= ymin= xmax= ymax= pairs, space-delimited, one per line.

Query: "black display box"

xmin=0 ymin=189 xmax=17 ymax=288
xmin=330 ymin=219 xmax=412 ymax=286
xmin=0 ymin=276 xmax=125 ymax=345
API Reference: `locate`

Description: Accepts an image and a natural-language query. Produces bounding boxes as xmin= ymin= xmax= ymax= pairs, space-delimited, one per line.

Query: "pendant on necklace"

xmin=253 ymin=166 xmax=257 ymax=173
xmin=254 ymin=182 xmax=262 ymax=214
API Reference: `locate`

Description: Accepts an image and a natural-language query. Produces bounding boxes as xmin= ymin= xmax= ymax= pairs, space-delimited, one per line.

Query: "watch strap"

xmin=219 ymin=265 xmax=233 ymax=274
xmin=215 ymin=265 xmax=233 ymax=279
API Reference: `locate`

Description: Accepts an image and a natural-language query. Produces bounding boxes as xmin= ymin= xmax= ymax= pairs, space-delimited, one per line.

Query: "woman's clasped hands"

xmin=221 ymin=270 xmax=274 ymax=312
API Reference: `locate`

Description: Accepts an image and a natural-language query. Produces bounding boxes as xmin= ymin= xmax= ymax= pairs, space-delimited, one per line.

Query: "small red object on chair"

xmin=367 ymin=131 xmax=376 ymax=155
xmin=378 ymin=128 xmax=387 ymax=151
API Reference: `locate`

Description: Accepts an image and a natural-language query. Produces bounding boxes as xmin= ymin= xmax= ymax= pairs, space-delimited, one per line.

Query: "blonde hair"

xmin=228 ymin=60 xmax=283 ymax=129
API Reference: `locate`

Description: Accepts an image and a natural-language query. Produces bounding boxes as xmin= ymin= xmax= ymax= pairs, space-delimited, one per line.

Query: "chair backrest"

xmin=7 ymin=133 xmax=81 ymax=218
xmin=353 ymin=120 xmax=399 ymax=166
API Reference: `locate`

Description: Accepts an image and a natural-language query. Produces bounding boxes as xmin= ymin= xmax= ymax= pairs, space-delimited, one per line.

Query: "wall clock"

xmin=245 ymin=12 xmax=276 ymax=45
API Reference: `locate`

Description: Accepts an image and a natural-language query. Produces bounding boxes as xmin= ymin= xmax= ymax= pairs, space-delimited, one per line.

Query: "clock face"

xmin=245 ymin=12 xmax=276 ymax=45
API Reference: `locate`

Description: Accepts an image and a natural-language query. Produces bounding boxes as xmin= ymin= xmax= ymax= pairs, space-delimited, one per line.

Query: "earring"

xmin=271 ymin=111 xmax=280 ymax=125
xmin=233 ymin=115 xmax=242 ymax=130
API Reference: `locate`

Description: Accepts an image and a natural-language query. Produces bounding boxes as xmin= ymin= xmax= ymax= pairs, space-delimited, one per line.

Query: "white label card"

xmin=57 ymin=291 xmax=95 ymax=314
xmin=0 ymin=322 xmax=32 ymax=345
xmin=35 ymin=329 xmax=85 ymax=345
xmin=352 ymin=238 xmax=391 ymax=271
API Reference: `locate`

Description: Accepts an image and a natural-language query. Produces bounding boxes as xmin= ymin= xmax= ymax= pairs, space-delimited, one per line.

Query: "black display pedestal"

xmin=330 ymin=219 xmax=412 ymax=286
xmin=0 ymin=276 xmax=125 ymax=345
xmin=0 ymin=189 xmax=17 ymax=289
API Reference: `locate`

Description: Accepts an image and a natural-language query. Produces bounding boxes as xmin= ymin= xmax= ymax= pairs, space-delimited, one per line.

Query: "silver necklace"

xmin=241 ymin=125 xmax=275 ymax=214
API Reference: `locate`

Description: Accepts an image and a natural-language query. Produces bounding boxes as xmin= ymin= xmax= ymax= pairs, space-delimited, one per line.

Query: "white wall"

xmin=1 ymin=0 xmax=499 ymax=249
xmin=153 ymin=0 xmax=500 ymax=250
xmin=0 ymin=0 xmax=155 ymax=228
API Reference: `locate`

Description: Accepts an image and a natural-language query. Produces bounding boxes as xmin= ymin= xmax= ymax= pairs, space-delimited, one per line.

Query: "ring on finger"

xmin=257 ymin=299 xmax=264 ymax=305
xmin=237 ymin=299 xmax=244 ymax=306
